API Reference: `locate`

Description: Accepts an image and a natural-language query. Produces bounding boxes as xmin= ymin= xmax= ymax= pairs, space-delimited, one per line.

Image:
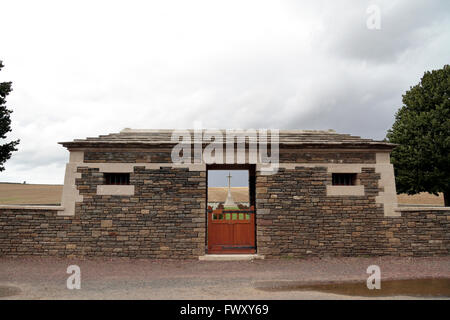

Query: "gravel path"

xmin=1 ymin=256 xmax=449 ymax=299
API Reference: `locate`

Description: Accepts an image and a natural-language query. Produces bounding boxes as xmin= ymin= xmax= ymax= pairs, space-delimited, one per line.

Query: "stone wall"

xmin=0 ymin=166 xmax=206 ymax=258
xmin=0 ymin=149 xmax=448 ymax=259
xmin=84 ymin=150 xmax=376 ymax=164
xmin=255 ymin=166 xmax=449 ymax=258
xmin=279 ymin=151 xmax=376 ymax=163
xmin=1 ymin=205 xmax=447 ymax=259
xmin=84 ymin=151 xmax=173 ymax=163
xmin=0 ymin=208 xmax=76 ymax=256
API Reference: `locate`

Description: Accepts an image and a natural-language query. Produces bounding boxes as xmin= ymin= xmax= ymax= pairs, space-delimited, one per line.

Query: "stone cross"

xmin=224 ymin=172 xmax=237 ymax=208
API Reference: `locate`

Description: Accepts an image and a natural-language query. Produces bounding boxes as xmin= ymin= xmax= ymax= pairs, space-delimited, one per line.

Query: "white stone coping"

xmin=0 ymin=205 xmax=64 ymax=210
xmin=326 ymin=185 xmax=365 ymax=196
xmin=199 ymin=254 xmax=265 ymax=261
xmin=395 ymin=206 xmax=450 ymax=212
xmin=87 ymin=162 xmax=206 ymax=172
xmin=97 ymin=185 xmax=135 ymax=196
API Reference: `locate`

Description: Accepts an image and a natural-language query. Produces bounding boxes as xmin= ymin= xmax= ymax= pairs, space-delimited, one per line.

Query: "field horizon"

xmin=0 ymin=182 xmax=445 ymax=206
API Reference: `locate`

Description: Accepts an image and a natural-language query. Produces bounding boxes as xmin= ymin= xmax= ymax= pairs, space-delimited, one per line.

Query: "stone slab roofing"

xmin=60 ymin=128 xmax=395 ymax=149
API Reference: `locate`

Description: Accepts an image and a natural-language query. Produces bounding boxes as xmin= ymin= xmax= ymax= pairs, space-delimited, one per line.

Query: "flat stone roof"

xmin=60 ymin=129 xmax=395 ymax=149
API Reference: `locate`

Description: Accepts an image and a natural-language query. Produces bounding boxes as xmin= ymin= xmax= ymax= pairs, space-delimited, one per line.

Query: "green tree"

xmin=0 ymin=60 xmax=19 ymax=171
xmin=387 ymin=65 xmax=450 ymax=206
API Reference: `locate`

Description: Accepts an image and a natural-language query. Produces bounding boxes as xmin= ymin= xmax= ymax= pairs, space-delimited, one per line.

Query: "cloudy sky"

xmin=0 ymin=0 xmax=449 ymax=184
xmin=208 ymin=170 xmax=249 ymax=188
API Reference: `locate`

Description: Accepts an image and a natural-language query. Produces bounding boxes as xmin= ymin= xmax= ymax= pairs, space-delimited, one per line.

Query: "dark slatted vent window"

xmin=104 ymin=173 xmax=130 ymax=185
xmin=332 ymin=173 xmax=357 ymax=186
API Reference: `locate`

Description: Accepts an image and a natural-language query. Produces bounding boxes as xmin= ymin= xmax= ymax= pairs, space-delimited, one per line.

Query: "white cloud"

xmin=0 ymin=0 xmax=449 ymax=183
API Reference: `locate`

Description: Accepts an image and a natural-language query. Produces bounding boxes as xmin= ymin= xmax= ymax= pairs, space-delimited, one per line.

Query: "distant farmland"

xmin=0 ymin=183 xmax=444 ymax=206
xmin=0 ymin=183 xmax=62 ymax=205
xmin=397 ymin=192 xmax=444 ymax=206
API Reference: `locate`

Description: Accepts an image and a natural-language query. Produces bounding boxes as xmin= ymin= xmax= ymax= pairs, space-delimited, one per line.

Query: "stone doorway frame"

xmin=205 ymin=164 xmax=257 ymax=254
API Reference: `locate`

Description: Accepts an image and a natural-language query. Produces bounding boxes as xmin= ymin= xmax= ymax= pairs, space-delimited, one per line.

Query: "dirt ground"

xmin=0 ymin=256 xmax=449 ymax=300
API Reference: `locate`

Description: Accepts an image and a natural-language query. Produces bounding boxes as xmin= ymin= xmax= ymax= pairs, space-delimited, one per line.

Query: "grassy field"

xmin=397 ymin=192 xmax=444 ymax=206
xmin=0 ymin=183 xmax=444 ymax=206
xmin=208 ymin=187 xmax=249 ymax=202
xmin=0 ymin=183 xmax=62 ymax=205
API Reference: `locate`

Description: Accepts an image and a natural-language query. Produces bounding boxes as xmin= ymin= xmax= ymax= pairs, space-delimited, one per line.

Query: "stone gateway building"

xmin=0 ymin=129 xmax=449 ymax=259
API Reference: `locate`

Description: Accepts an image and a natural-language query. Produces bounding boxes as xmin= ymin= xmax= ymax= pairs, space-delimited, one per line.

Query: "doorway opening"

xmin=206 ymin=164 xmax=256 ymax=254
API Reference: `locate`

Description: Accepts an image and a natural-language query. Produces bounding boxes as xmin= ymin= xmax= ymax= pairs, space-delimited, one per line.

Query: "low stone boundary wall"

xmin=257 ymin=206 xmax=450 ymax=258
xmin=0 ymin=205 xmax=204 ymax=258
xmin=386 ymin=207 xmax=450 ymax=257
xmin=0 ymin=205 xmax=448 ymax=258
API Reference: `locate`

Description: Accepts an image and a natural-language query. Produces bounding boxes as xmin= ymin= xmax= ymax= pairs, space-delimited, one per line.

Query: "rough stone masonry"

xmin=0 ymin=129 xmax=448 ymax=258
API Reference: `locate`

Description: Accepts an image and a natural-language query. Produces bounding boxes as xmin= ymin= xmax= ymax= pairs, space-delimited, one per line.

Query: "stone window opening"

xmin=332 ymin=173 xmax=357 ymax=186
xmin=104 ymin=173 xmax=130 ymax=185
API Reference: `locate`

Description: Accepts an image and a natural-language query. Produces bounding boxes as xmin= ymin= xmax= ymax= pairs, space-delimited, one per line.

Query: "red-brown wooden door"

xmin=207 ymin=206 xmax=255 ymax=254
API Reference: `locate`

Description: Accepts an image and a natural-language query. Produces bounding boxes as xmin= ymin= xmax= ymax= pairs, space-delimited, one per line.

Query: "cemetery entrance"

xmin=206 ymin=165 xmax=256 ymax=254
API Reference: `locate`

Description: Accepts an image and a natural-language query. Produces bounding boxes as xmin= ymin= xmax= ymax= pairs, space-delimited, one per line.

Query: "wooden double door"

xmin=207 ymin=206 xmax=255 ymax=254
